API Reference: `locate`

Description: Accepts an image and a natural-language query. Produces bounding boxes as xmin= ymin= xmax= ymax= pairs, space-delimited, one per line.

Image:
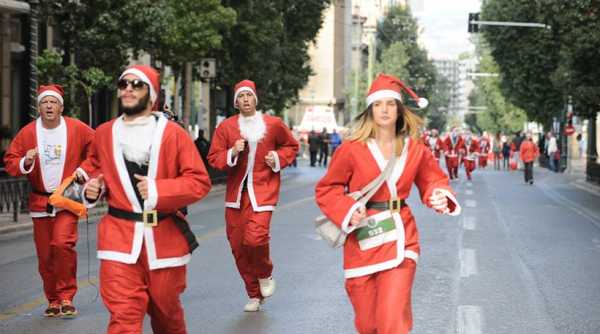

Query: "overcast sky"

xmin=410 ymin=0 xmax=482 ymax=60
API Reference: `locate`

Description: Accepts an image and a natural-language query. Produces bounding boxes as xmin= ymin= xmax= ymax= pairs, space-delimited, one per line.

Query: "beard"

xmin=119 ymin=93 xmax=150 ymax=116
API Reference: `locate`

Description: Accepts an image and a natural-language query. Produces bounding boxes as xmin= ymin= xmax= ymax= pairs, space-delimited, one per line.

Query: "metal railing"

xmin=0 ymin=178 xmax=30 ymax=222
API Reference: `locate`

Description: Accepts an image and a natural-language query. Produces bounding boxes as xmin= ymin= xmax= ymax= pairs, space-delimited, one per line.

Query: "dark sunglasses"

xmin=117 ymin=78 xmax=147 ymax=90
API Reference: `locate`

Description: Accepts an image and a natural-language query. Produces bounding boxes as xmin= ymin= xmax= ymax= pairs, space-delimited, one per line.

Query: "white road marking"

xmin=457 ymin=305 xmax=483 ymax=334
xmin=466 ymin=182 xmax=473 ymax=187
xmin=465 ymin=199 xmax=477 ymax=208
xmin=465 ymin=189 xmax=474 ymax=195
xmin=460 ymin=248 xmax=478 ymax=278
xmin=463 ymin=216 xmax=476 ymax=230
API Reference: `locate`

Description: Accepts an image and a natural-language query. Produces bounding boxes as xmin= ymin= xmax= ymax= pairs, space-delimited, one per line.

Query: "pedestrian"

xmin=427 ymin=128 xmax=444 ymax=164
xmin=207 ymin=79 xmax=299 ymax=312
xmin=315 ymin=74 xmax=461 ymax=334
xmin=547 ymin=132 xmax=558 ymax=172
xmin=290 ymin=126 xmax=301 ymax=167
xmin=502 ymin=137 xmax=511 ymax=170
xmin=577 ymin=133 xmax=586 ymax=158
xmin=519 ymin=132 xmax=539 ymax=185
xmin=492 ymin=133 xmax=502 ymax=170
xmin=512 ymin=131 xmax=523 ymax=169
xmin=330 ymin=128 xmax=342 ymax=156
xmin=478 ymin=133 xmax=490 ymax=169
xmin=83 ymin=65 xmax=212 ymax=334
xmin=462 ymin=130 xmax=479 ymax=180
xmin=3 ymin=84 xmax=95 ymax=318
xmin=195 ymin=129 xmax=210 ymax=167
xmin=308 ymin=129 xmax=321 ymax=167
xmin=318 ymin=127 xmax=330 ymax=166
xmin=443 ymin=127 xmax=464 ymax=180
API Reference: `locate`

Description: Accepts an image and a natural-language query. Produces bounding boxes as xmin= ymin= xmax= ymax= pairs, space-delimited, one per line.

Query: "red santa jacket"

xmin=3 ymin=117 xmax=94 ymax=215
xmin=479 ymin=137 xmax=490 ymax=155
xmin=315 ymin=138 xmax=461 ymax=278
xmin=208 ymin=113 xmax=299 ymax=212
xmin=463 ymin=137 xmax=480 ymax=161
xmin=84 ymin=114 xmax=211 ymax=269
xmin=426 ymin=136 xmax=444 ymax=159
xmin=443 ymin=135 xmax=465 ymax=158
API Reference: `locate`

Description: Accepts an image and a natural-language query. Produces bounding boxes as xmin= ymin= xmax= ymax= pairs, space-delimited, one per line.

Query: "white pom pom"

xmin=417 ymin=97 xmax=429 ymax=109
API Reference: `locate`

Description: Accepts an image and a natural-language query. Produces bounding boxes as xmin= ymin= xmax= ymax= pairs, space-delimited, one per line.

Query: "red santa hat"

xmin=366 ymin=73 xmax=428 ymax=109
xmin=233 ymin=79 xmax=258 ymax=108
xmin=37 ymin=84 xmax=64 ymax=105
xmin=119 ymin=65 xmax=160 ymax=104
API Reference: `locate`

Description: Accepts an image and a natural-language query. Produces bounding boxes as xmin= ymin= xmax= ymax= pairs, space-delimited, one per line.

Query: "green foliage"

xmin=218 ymin=0 xmax=331 ymax=114
xmin=482 ymin=0 xmax=600 ymax=123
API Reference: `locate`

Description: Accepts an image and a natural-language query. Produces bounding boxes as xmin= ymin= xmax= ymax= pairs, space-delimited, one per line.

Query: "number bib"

xmin=355 ymin=210 xmax=398 ymax=251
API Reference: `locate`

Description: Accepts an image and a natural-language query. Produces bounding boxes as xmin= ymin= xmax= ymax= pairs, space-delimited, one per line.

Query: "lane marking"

xmin=465 ymin=200 xmax=477 ymax=208
xmin=463 ymin=216 xmax=476 ymax=230
xmin=457 ymin=305 xmax=482 ymax=334
xmin=538 ymin=182 xmax=600 ymax=229
xmin=465 ymin=189 xmax=474 ymax=195
xmin=459 ymin=248 xmax=478 ymax=278
xmin=466 ymin=182 xmax=473 ymax=188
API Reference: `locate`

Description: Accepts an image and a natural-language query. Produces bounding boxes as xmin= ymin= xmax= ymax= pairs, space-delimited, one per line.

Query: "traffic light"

xmin=200 ymin=58 xmax=216 ymax=79
xmin=468 ymin=12 xmax=480 ymax=33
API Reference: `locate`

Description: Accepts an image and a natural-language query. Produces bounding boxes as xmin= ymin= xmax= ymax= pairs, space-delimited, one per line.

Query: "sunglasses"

xmin=117 ymin=78 xmax=147 ymax=90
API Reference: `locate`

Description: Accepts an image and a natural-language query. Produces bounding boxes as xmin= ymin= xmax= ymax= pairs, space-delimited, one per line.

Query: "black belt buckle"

xmin=389 ymin=198 xmax=402 ymax=214
xmin=46 ymin=203 xmax=54 ymax=214
xmin=143 ymin=210 xmax=158 ymax=227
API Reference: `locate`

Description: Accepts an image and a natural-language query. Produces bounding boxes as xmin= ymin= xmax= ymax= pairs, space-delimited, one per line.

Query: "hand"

xmin=232 ymin=139 xmax=246 ymax=157
xmin=350 ymin=206 xmax=367 ymax=227
xmin=265 ymin=152 xmax=276 ymax=169
xmin=24 ymin=148 xmax=38 ymax=166
xmin=429 ymin=189 xmax=450 ymax=214
xmin=85 ymin=174 xmax=104 ymax=201
xmin=134 ymin=174 xmax=149 ymax=200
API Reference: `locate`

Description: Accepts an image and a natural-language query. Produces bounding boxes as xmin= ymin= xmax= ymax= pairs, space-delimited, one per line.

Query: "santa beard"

xmin=119 ymin=93 xmax=150 ymax=116
xmin=238 ymin=112 xmax=266 ymax=143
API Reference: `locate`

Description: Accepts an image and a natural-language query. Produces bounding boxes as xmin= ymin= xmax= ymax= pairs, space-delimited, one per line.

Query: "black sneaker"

xmin=60 ymin=300 xmax=78 ymax=318
xmin=43 ymin=304 xmax=61 ymax=317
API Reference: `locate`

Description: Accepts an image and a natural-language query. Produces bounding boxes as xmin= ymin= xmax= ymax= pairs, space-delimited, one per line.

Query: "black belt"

xmin=33 ymin=190 xmax=54 ymax=214
xmin=108 ymin=206 xmax=198 ymax=253
xmin=366 ymin=199 xmax=407 ymax=213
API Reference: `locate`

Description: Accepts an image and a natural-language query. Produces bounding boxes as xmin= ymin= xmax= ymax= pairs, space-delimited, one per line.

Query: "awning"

xmin=0 ymin=0 xmax=30 ymax=14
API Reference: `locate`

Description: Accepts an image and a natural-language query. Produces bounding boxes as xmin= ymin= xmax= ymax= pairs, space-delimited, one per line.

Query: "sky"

xmin=410 ymin=0 xmax=482 ymax=60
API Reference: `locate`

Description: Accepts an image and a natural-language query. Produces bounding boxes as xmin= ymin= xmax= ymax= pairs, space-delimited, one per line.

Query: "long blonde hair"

xmin=347 ymin=99 xmax=423 ymax=156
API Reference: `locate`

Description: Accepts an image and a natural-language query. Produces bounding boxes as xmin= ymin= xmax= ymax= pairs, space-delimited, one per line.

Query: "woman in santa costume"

xmin=315 ymin=74 xmax=461 ymax=334
xmin=478 ymin=133 xmax=490 ymax=169
xmin=462 ymin=130 xmax=480 ymax=181
xmin=4 ymin=84 xmax=94 ymax=318
xmin=83 ymin=65 xmax=211 ymax=334
xmin=443 ymin=127 xmax=464 ymax=180
xmin=208 ymin=79 xmax=299 ymax=312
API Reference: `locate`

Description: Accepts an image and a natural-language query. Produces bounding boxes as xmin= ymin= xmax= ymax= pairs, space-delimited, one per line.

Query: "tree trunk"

xmin=172 ymin=71 xmax=180 ymax=122
xmin=183 ymin=62 xmax=193 ymax=135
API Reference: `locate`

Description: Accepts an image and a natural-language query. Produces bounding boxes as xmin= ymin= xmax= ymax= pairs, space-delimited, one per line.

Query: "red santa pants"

xmin=100 ymin=244 xmax=187 ymax=334
xmin=225 ymin=191 xmax=273 ymax=299
xmin=32 ymin=211 xmax=78 ymax=304
xmin=445 ymin=156 xmax=459 ymax=179
xmin=464 ymin=159 xmax=476 ymax=179
xmin=345 ymin=259 xmax=417 ymax=334
xmin=479 ymin=155 xmax=488 ymax=168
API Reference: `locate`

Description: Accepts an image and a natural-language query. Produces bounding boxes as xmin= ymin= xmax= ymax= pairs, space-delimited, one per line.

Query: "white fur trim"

xmin=227 ymin=147 xmax=238 ymax=167
xmin=144 ymin=223 xmax=191 ymax=270
xmin=119 ymin=68 xmax=157 ymax=102
xmin=19 ymin=157 xmax=35 ymax=174
xmin=144 ymin=178 xmax=158 ymax=211
xmin=97 ymin=222 xmax=145 ymax=264
xmin=341 ymin=202 xmax=365 ymax=234
xmin=366 ymin=89 xmax=402 ymax=107
xmin=234 ymin=86 xmax=258 ymax=106
xmin=405 ymin=250 xmax=419 ymax=263
xmin=269 ymin=151 xmax=281 ymax=173
xmin=432 ymin=188 xmax=461 ymax=216
xmin=37 ymin=90 xmax=63 ymax=105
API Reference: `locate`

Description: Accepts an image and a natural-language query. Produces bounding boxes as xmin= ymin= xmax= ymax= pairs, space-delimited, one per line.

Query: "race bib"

xmin=355 ymin=210 xmax=398 ymax=251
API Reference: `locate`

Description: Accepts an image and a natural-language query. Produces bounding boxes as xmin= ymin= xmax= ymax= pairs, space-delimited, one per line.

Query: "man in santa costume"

xmin=478 ymin=133 xmax=490 ymax=169
xmin=4 ymin=84 xmax=94 ymax=318
xmin=83 ymin=65 xmax=211 ymax=333
xmin=426 ymin=128 xmax=444 ymax=164
xmin=443 ymin=127 xmax=464 ymax=180
xmin=208 ymin=79 xmax=299 ymax=312
xmin=462 ymin=130 xmax=480 ymax=180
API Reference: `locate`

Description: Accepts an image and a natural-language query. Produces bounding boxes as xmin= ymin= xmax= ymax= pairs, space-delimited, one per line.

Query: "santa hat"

xmin=366 ymin=73 xmax=428 ymax=109
xmin=234 ymin=79 xmax=258 ymax=108
xmin=119 ymin=65 xmax=160 ymax=103
xmin=37 ymin=84 xmax=64 ymax=105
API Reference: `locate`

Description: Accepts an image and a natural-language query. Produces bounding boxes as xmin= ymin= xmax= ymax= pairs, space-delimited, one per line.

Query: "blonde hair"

xmin=347 ymin=100 xmax=423 ymax=156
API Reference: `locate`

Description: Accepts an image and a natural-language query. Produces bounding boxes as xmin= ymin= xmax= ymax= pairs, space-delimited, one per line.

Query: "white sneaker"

xmin=258 ymin=276 xmax=276 ymax=298
xmin=244 ymin=298 xmax=261 ymax=312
